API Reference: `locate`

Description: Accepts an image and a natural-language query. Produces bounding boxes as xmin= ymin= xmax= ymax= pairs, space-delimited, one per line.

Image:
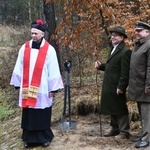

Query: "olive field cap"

xmin=31 ymin=19 xmax=47 ymax=32
xmin=109 ymin=26 xmax=128 ymax=38
xmin=135 ymin=21 xmax=150 ymax=30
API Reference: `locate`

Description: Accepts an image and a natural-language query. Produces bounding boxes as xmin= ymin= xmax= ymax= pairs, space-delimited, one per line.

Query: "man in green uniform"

xmin=128 ymin=21 xmax=150 ymax=148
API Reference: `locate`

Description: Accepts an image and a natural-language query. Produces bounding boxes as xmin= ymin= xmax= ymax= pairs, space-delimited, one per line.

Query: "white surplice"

xmin=10 ymin=39 xmax=64 ymax=109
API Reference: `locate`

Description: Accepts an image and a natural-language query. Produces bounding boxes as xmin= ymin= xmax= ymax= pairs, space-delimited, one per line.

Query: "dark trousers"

xmin=138 ymin=102 xmax=150 ymax=142
xmin=110 ymin=115 xmax=130 ymax=134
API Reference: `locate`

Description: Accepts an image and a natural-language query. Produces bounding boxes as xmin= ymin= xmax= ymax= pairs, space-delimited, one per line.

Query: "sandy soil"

xmin=0 ymin=110 xmax=148 ymax=150
xmin=0 ymin=85 xmax=147 ymax=150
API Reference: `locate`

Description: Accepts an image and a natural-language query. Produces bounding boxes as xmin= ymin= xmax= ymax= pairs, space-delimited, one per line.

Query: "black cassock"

xmin=21 ymin=106 xmax=54 ymax=144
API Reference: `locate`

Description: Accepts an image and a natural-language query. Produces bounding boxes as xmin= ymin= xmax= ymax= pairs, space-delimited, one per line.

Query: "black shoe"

xmin=132 ymin=132 xmax=148 ymax=142
xmin=24 ymin=143 xmax=29 ymax=148
xmin=115 ymin=132 xmax=131 ymax=139
xmin=135 ymin=141 xmax=149 ymax=148
xmin=42 ymin=141 xmax=50 ymax=147
xmin=131 ymin=136 xmax=141 ymax=142
xmin=104 ymin=130 xmax=120 ymax=137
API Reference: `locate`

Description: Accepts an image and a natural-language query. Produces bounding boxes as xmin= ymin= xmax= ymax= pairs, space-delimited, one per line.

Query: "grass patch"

xmin=0 ymin=106 xmax=13 ymax=121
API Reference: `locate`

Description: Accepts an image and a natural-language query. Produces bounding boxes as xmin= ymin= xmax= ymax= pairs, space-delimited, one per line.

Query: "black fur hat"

xmin=31 ymin=19 xmax=47 ymax=32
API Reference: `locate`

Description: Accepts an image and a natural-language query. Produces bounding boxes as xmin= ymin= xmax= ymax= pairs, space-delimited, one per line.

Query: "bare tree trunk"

xmin=43 ymin=0 xmax=61 ymax=71
xmin=28 ymin=0 xmax=32 ymax=23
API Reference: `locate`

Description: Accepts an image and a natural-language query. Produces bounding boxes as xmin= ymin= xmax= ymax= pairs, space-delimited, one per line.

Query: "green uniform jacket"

xmin=128 ymin=35 xmax=150 ymax=102
xmin=98 ymin=41 xmax=131 ymax=115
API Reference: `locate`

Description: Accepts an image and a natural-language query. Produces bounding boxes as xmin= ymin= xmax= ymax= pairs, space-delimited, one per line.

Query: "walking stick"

xmin=96 ymin=69 xmax=103 ymax=136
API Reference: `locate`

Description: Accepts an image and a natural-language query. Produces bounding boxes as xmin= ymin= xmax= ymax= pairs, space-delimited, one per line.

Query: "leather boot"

xmin=104 ymin=130 xmax=120 ymax=137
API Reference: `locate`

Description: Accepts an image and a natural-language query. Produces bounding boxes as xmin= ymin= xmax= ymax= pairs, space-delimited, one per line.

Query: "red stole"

xmin=22 ymin=40 xmax=49 ymax=107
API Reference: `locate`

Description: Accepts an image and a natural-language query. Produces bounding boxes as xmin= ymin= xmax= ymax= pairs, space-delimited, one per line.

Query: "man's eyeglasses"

xmin=135 ymin=29 xmax=144 ymax=33
xmin=110 ymin=34 xmax=120 ymax=37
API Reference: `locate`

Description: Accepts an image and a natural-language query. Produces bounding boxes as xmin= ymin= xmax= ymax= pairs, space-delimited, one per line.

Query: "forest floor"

xmin=0 ymin=95 xmax=149 ymax=150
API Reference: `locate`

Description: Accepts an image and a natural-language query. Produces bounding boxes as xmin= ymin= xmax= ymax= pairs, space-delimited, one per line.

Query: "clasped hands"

xmin=49 ymin=92 xmax=55 ymax=98
xmin=145 ymin=89 xmax=150 ymax=94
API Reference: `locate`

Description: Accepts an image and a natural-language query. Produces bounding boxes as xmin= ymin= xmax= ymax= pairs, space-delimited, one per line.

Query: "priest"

xmin=10 ymin=19 xmax=63 ymax=148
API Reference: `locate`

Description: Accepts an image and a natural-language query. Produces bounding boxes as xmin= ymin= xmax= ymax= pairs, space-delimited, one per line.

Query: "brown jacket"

xmin=128 ymin=35 xmax=150 ymax=102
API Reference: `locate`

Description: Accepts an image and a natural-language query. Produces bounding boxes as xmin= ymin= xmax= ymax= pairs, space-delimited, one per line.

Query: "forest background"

xmin=0 ymin=0 xmax=150 ymax=149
